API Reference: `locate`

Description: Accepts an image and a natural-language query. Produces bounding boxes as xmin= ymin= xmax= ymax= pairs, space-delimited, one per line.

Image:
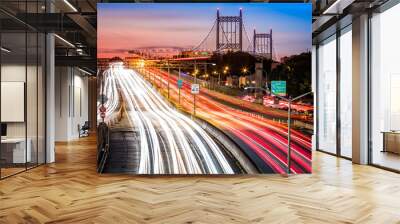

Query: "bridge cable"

xmin=191 ymin=19 xmax=217 ymax=52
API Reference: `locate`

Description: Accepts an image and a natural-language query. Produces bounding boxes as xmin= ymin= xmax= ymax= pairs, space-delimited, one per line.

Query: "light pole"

xmin=152 ymin=64 xmax=156 ymax=85
xmin=178 ymin=66 xmax=181 ymax=105
xmin=212 ymin=71 xmax=218 ymax=90
xmin=284 ymin=91 xmax=312 ymax=174
xmin=151 ymin=60 xmax=215 ymax=111
xmin=146 ymin=68 xmax=148 ymax=80
xmin=101 ymin=70 xmax=105 ymax=123
xmin=219 ymin=70 xmax=228 ymax=86
xmin=244 ymin=86 xmax=312 ymax=174
xmin=167 ymin=60 xmax=170 ymax=99
xmin=159 ymin=63 xmax=162 ymax=88
xmin=193 ymin=61 xmax=197 ymax=116
xmin=203 ymin=63 xmax=208 ymax=88
xmin=144 ymin=64 xmax=148 ymax=78
xmin=187 ymin=61 xmax=214 ymax=116
xmin=204 ymin=73 xmax=209 ymax=88
xmin=242 ymin=67 xmax=248 ymax=88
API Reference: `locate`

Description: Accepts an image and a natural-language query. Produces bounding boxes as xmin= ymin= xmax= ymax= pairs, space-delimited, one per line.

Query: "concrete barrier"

xmin=193 ymin=117 xmax=259 ymax=174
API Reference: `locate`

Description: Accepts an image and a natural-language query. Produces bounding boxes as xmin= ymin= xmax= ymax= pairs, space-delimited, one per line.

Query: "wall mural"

xmin=97 ymin=3 xmax=313 ymax=175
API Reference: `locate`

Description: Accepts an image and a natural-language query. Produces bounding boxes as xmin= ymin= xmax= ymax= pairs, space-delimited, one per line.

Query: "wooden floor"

xmin=1 ymin=136 xmax=400 ymax=224
xmin=372 ymin=150 xmax=400 ymax=171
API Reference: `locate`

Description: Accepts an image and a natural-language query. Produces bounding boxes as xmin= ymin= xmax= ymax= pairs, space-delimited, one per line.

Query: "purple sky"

xmin=98 ymin=3 xmax=311 ymax=60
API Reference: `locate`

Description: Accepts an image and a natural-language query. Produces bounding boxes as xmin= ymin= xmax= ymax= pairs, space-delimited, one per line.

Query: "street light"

xmin=212 ymin=70 xmax=219 ymax=89
xmin=178 ymin=66 xmax=181 ymax=105
xmin=244 ymin=86 xmax=313 ymax=175
xmin=193 ymin=62 xmax=197 ymax=116
xmin=240 ymin=68 xmax=249 ymax=88
xmin=150 ymin=60 xmax=216 ymax=114
xmin=167 ymin=60 xmax=170 ymax=99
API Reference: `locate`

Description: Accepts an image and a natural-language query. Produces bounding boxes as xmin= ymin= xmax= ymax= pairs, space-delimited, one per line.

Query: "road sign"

xmin=271 ymin=80 xmax=286 ymax=96
xmin=177 ymin=79 xmax=183 ymax=89
xmin=98 ymin=94 xmax=108 ymax=104
xmin=99 ymin=105 xmax=106 ymax=113
xmin=191 ymin=84 xmax=200 ymax=94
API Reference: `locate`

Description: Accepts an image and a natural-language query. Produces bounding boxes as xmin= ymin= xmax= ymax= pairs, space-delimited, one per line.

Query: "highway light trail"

xmin=100 ymin=63 xmax=235 ymax=174
xmin=145 ymin=68 xmax=312 ymax=174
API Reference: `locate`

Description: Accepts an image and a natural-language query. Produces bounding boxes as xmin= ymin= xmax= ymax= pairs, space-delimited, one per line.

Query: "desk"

xmin=1 ymin=138 xmax=31 ymax=163
xmin=382 ymin=131 xmax=400 ymax=154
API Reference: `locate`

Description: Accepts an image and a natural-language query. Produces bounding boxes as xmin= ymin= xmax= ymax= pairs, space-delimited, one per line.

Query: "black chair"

xmin=79 ymin=121 xmax=90 ymax=138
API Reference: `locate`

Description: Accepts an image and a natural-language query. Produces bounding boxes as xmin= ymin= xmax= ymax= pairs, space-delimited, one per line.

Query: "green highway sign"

xmin=177 ymin=79 xmax=183 ymax=89
xmin=271 ymin=80 xmax=286 ymax=96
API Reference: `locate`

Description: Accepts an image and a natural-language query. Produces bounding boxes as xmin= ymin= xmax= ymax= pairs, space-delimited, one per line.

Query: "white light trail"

xmin=101 ymin=64 xmax=234 ymax=174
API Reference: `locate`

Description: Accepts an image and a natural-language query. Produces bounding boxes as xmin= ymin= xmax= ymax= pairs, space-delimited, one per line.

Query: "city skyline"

xmin=98 ymin=3 xmax=311 ymax=60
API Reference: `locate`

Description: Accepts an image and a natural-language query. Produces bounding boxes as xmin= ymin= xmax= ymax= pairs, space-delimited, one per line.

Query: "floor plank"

xmin=0 ymin=135 xmax=399 ymax=224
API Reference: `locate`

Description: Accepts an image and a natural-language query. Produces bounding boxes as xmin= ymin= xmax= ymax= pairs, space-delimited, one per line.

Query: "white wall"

xmin=72 ymin=72 xmax=89 ymax=138
xmin=55 ymin=67 xmax=89 ymax=141
xmin=55 ymin=66 xmax=70 ymax=141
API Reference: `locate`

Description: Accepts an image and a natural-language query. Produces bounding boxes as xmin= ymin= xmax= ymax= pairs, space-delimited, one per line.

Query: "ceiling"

xmin=0 ymin=0 xmax=98 ymax=73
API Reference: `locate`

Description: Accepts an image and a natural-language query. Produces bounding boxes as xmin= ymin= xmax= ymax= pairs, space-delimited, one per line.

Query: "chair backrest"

xmin=82 ymin=121 xmax=90 ymax=129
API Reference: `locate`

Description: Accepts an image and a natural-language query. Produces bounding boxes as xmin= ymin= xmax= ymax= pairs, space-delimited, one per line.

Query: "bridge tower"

xmin=216 ymin=9 xmax=243 ymax=52
xmin=253 ymin=29 xmax=273 ymax=59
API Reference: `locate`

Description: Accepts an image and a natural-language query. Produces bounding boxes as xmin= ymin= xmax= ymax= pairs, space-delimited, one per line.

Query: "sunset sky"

xmin=98 ymin=3 xmax=311 ymax=60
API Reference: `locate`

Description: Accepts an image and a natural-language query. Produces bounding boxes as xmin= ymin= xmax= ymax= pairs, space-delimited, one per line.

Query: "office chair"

xmin=79 ymin=121 xmax=90 ymax=138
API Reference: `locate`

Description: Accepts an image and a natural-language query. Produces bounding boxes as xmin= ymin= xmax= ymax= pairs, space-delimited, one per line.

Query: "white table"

xmin=1 ymin=138 xmax=31 ymax=163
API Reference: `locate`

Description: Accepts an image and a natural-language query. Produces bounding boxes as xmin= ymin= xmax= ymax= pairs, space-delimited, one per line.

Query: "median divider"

xmin=192 ymin=116 xmax=259 ymax=174
xmin=159 ymin=89 xmax=259 ymax=174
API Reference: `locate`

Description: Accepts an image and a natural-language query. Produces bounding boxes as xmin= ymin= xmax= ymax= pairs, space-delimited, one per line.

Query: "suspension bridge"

xmin=134 ymin=9 xmax=276 ymax=61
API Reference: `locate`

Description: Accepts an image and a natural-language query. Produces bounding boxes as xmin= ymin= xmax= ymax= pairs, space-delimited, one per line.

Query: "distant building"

xmin=176 ymin=50 xmax=212 ymax=58
xmin=131 ymin=47 xmax=185 ymax=59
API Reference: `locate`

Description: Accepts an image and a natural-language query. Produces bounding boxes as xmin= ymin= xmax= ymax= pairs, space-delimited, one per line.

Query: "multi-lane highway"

xmin=143 ymin=67 xmax=312 ymax=174
xmin=99 ymin=63 xmax=239 ymax=174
